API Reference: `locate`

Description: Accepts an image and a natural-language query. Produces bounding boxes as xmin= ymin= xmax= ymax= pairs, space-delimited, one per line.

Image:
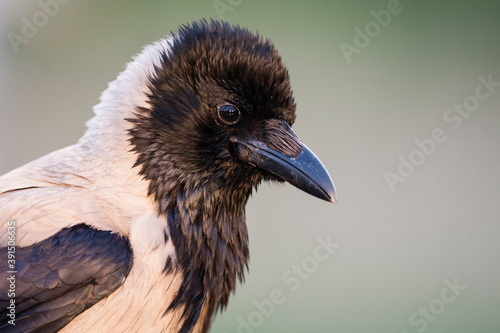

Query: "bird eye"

xmin=217 ymin=103 xmax=240 ymax=125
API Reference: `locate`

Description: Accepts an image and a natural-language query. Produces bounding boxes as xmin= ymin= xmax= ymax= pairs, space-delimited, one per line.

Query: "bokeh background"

xmin=1 ymin=1 xmax=499 ymax=332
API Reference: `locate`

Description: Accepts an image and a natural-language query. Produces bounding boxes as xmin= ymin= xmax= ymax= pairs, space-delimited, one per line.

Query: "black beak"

xmin=233 ymin=124 xmax=336 ymax=203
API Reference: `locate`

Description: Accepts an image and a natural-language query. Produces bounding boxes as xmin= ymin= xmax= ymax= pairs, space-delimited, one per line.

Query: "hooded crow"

xmin=0 ymin=20 xmax=336 ymax=333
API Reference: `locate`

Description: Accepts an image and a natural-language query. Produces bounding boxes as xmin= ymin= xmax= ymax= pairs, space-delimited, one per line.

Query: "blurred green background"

xmin=1 ymin=1 xmax=499 ymax=332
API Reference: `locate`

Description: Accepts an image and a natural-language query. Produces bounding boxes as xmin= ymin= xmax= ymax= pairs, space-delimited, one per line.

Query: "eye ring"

xmin=217 ymin=103 xmax=241 ymax=125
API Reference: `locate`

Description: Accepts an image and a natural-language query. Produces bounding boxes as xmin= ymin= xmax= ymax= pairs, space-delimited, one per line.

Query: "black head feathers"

xmin=128 ymin=20 xmax=297 ymax=198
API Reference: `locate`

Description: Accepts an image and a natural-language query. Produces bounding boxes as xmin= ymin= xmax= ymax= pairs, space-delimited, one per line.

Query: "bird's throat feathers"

xmin=161 ymin=181 xmax=251 ymax=332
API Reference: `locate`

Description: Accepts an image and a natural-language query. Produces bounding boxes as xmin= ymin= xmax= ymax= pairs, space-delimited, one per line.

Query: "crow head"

xmin=126 ymin=20 xmax=336 ymax=331
xmin=129 ymin=20 xmax=335 ymax=206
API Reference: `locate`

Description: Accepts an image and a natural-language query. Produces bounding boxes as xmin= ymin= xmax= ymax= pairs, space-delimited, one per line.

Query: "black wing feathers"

xmin=0 ymin=224 xmax=133 ymax=333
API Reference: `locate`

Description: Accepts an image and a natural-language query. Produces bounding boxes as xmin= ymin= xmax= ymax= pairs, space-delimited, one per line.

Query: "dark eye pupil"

xmin=218 ymin=104 xmax=240 ymax=124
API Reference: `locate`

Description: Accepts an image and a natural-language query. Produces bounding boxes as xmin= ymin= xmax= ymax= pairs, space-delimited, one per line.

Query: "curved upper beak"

xmin=233 ymin=124 xmax=336 ymax=204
